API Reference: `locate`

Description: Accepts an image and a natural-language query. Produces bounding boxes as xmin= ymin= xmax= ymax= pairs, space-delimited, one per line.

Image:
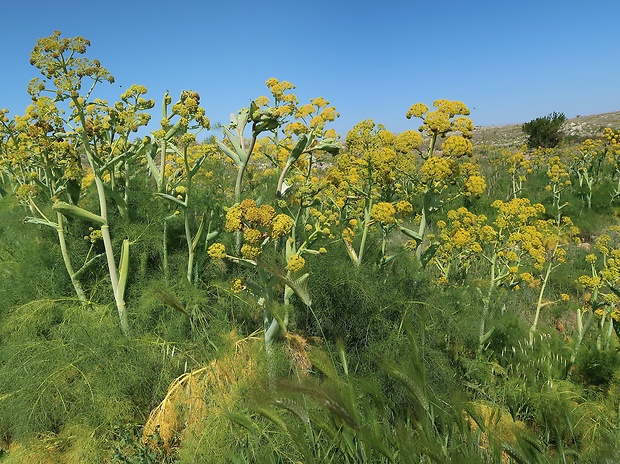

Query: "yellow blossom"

xmin=230 ymin=278 xmax=244 ymax=294
xmin=225 ymin=205 xmax=243 ymax=232
xmin=208 ymin=243 xmax=227 ymax=259
xmin=286 ymin=255 xmax=306 ymax=272
xmin=270 ymin=214 xmax=294 ymax=239
xmin=371 ymin=202 xmax=396 ymax=224
xmin=395 ymin=200 xmax=413 ymax=215
xmin=244 ymin=228 xmax=263 ymax=244
xmin=241 ymin=244 xmax=261 ymax=260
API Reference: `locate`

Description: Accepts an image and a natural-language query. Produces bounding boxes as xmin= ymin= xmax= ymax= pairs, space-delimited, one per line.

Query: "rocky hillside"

xmin=472 ymin=111 xmax=620 ymax=147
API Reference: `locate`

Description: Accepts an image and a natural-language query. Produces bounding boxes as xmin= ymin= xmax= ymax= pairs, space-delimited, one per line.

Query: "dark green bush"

xmin=522 ymin=111 xmax=567 ymax=149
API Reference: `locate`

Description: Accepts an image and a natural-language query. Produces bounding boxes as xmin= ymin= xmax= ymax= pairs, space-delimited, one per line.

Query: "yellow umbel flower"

xmin=371 ymin=202 xmax=396 ymax=224
xmin=421 ymin=157 xmax=454 ymax=182
xmin=207 ymin=243 xmax=226 ymax=259
xmin=406 ymin=103 xmax=429 ymax=119
xmin=225 ymin=205 xmax=243 ymax=232
xmin=286 ymin=255 xmax=306 ymax=272
xmin=230 ymin=278 xmax=244 ymax=294
xmin=243 ymin=228 xmax=263 ymax=244
xmin=442 ymin=136 xmax=472 ymax=157
xmin=241 ymin=244 xmax=261 ymax=260
xmin=270 ymin=214 xmax=294 ymax=239
xmin=464 ymin=175 xmax=487 ymax=197
xmin=395 ymin=200 xmax=413 ymax=215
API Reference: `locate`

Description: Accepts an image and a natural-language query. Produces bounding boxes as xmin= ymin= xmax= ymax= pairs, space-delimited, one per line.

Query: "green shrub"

xmin=522 ymin=111 xmax=567 ymax=149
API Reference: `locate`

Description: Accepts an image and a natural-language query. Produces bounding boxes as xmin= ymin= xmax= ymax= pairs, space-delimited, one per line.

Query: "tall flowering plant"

xmin=427 ymin=199 xmax=549 ymax=353
xmin=0 ymin=99 xmax=104 ymax=302
xmin=207 ymin=199 xmax=321 ymax=350
xmin=323 ymin=120 xmax=420 ymax=266
xmin=577 ymin=228 xmax=620 ymax=355
xmin=147 ymin=90 xmax=214 ymax=283
xmin=404 ymin=100 xmax=486 ymax=262
xmin=24 ymin=31 xmax=154 ymax=335
xmin=210 ymin=78 xmax=339 ymax=349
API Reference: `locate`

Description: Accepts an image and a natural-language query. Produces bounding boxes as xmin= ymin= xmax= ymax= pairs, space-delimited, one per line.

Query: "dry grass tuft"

xmin=141 ymin=330 xmax=263 ymax=451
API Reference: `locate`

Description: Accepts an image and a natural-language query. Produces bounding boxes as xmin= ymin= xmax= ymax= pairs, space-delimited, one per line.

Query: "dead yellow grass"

xmin=141 ymin=330 xmax=262 ymax=450
xmin=141 ymin=329 xmax=319 ymax=454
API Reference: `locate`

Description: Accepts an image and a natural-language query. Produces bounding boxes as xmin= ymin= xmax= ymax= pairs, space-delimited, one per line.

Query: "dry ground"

xmin=472 ymin=111 xmax=620 ymax=147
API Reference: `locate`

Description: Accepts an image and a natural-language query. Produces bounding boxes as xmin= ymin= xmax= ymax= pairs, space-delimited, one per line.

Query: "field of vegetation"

xmin=2 ymin=32 xmax=620 ymax=463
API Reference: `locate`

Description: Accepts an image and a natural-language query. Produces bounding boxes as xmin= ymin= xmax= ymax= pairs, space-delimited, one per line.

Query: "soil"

xmin=472 ymin=111 xmax=620 ymax=147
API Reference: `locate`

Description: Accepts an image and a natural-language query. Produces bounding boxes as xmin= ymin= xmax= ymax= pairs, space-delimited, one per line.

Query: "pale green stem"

xmin=162 ymin=219 xmax=169 ymax=282
xmin=185 ymin=214 xmax=194 ymax=283
xmin=530 ymin=258 xmax=555 ymax=342
xmin=427 ymin=133 xmax=438 ymax=158
xmin=124 ymin=156 xmax=130 ymax=210
xmin=159 ymin=137 xmax=169 ymax=281
xmin=73 ymin=98 xmax=129 ymax=336
xmin=356 ymin=158 xmax=375 ymax=266
xmin=234 ymin=135 xmax=257 ymax=252
xmin=478 ymin=254 xmax=498 ymax=355
xmin=605 ymin=315 xmax=615 ymax=350
xmin=184 ymin=147 xmax=194 ymax=283
xmin=570 ymin=306 xmax=597 ymax=364
xmin=357 ymin=203 xmax=372 ymax=266
xmin=100 ymin=222 xmax=129 ymax=336
xmin=415 ymin=195 xmax=429 ymax=262
xmin=56 ymin=212 xmax=87 ymax=302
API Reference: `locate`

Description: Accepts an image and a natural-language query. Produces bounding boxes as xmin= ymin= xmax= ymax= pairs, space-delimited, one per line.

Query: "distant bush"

xmin=522 ymin=111 xmax=567 ymax=149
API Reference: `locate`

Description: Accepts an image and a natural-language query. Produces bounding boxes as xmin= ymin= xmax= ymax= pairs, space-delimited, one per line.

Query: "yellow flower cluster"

xmin=271 ymin=213 xmax=294 ymax=239
xmin=371 ymin=202 xmax=396 ymax=224
xmin=266 ymin=78 xmax=296 ymax=101
xmin=441 ymin=136 xmax=473 ymax=157
xmin=491 ymin=198 xmax=545 ymax=230
xmin=230 ymin=278 xmax=244 ymax=294
xmin=225 ymin=204 xmax=244 ymax=232
xmin=433 ymin=99 xmax=470 ymax=117
xmin=421 ymin=157 xmax=456 ymax=182
xmin=243 ymin=228 xmax=263 ymax=244
xmin=421 ymin=111 xmax=451 ymax=135
xmin=307 ymin=207 xmax=339 ymax=238
xmin=15 ymin=183 xmax=39 ymax=202
xmin=406 ymin=103 xmax=429 ymax=119
xmin=87 ymin=228 xmax=102 ymax=244
xmin=286 ymin=254 xmax=306 ymax=272
xmin=225 ymin=199 xmax=277 ymax=232
xmin=207 ymin=243 xmax=227 ymax=259
xmin=222 ymin=200 xmax=294 ymax=260
xmin=578 ymin=275 xmax=603 ymax=290
xmin=428 ymin=207 xmax=490 ymax=281
xmin=241 ymin=244 xmax=261 ymax=260
xmin=342 ymin=226 xmax=355 ymax=244
xmin=546 ymin=156 xmax=570 ymax=185
xmin=395 ymin=130 xmax=424 ymax=153
xmin=464 ymin=175 xmax=487 ymax=197
xmin=407 ymin=100 xmax=472 ymax=138
xmin=394 ymin=200 xmax=413 ymax=215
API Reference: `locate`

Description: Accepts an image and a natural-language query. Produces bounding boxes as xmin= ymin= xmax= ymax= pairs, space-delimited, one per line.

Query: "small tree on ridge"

xmin=523 ymin=111 xmax=567 ymax=149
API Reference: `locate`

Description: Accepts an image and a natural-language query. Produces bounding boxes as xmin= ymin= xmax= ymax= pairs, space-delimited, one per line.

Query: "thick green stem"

xmin=101 ymin=222 xmax=129 ymax=336
xmin=415 ymin=198 xmax=429 ymax=262
xmin=185 ymin=211 xmax=194 ymax=283
xmin=530 ymin=259 xmax=554 ymax=342
xmin=478 ymin=255 xmax=498 ymax=355
xmin=73 ymin=98 xmax=129 ymax=335
xmin=56 ymin=212 xmax=87 ymax=302
xmin=162 ymin=219 xmax=169 ymax=281
xmin=356 ymin=158 xmax=375 ymax=266
xmin=357 ymin=203 xmax=372 ymax=266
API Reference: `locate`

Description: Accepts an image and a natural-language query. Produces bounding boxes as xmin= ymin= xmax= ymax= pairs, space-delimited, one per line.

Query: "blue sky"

xmin=2 ymin=0 xmax=619 ymax=138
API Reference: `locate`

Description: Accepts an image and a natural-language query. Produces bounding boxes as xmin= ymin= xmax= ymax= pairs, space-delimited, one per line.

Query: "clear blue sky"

xmin=2 ymin=0 xmax=619 ymax=137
